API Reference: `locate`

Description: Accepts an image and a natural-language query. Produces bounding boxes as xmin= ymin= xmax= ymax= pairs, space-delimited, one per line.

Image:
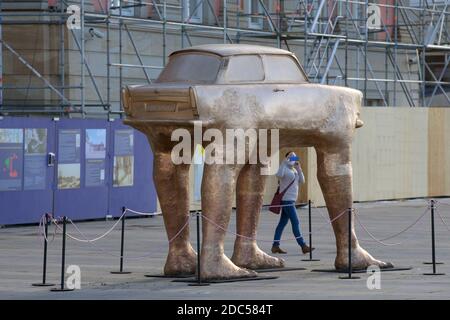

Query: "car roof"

xmin=170 ymin=44 xmax=295 ymax=57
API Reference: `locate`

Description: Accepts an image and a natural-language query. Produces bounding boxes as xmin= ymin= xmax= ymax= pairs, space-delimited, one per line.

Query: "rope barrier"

xmin=435 ymin=200 xmax=450 ymax=207
xmin=200 ymin=207 xmax=349 ymax=243
xmin=33 ymin=198 xmax=449 ymax=288
xmin=356 ymin=205 xmax=431 ymax=244
xmin=310 ymin=200 xmax=345 ymax=229
xmin=261 ymin=203 xmax=308 ymax=209
xmin=436 ymin=209 xmax=450 ymax=233
xmin=38 ymin=213 xmax=57 ymax=244
xmin=124 ymin=208 xmax=162 ymax=216
xmin=49 ymin=208 xmax=192 ymax=260
xmin=48 ymin=207 xmax=161 ymax=244
xmin=355 ymin=214 xmax=403 ymax=247
xmin=40 ymin=198 xmax=446 ymax=259
xmin=64 ymin=212 xmax=127 ymax=243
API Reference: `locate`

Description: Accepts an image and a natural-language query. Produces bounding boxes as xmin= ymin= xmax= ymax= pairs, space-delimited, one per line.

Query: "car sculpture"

xmin=122 ymin=44 xmax=392 ymax=280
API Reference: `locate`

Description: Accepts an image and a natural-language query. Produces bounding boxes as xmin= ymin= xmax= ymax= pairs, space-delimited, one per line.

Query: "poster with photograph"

xmin=25 ymin=128 xmax=46 ymax=154
xmin=24 ymin=128 xmax=47 ymax=190
xmin=113 ymin=156 xmax=134 ymax=187
xmin=0 ymin=129 xmax=23 ymax=191
xmin=58 ymin=163 xmax=81 ymax=189
xmin=85 ymin=129 xmax=106 ymax=187
xmin=58 ymin=129 xmax=81 ymax=189
xmin=86 ymin=129 xmax=106 ymax=159
xmin=113 ymin=129 xmax=134 ymax=187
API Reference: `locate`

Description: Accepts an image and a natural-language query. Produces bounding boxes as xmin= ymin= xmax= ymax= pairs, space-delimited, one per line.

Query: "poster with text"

xmin=24 ymin=128 xmax=47 ymax=190
xmin=114 ymin=130 xmax=133 ymax=156
xmin=85 ymin=159 xmax=105 ymax=187
xmin=58 ymin=129 xmax=81 ymax=164
xmin=0 ymin=129 xmax=23 ymax=191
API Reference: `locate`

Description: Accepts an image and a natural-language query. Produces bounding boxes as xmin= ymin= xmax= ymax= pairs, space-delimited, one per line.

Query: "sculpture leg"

xmin=200 ymin=163 xmax=257 ymax=280
xmin=315 ymin=146 xmax=392 ymax=270
xmin=153 ymin=151 xmax=197 ymax=276
xmin=231 ymin=163 xmax=285 ymax=269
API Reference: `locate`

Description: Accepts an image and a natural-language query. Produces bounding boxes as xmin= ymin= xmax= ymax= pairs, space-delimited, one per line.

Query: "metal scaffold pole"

xmin=1 ymin=0 xmax=450 ymax=117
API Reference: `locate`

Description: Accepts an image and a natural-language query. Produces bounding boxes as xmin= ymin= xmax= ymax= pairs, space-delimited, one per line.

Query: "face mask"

xmin=287 ymin=155 xmax=298 ymax=167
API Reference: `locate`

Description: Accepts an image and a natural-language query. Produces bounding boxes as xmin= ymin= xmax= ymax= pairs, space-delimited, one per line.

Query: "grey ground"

xmin=1 ymin=198 xmax=450 ymax=300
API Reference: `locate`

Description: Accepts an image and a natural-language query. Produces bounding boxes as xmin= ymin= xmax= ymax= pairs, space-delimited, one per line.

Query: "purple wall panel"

xmin=0 ymin=117 xmax=156 ymax=225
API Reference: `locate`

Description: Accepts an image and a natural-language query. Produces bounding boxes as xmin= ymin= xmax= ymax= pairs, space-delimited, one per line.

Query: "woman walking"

xmin=271 ymin=151 xmax=314 ymax=255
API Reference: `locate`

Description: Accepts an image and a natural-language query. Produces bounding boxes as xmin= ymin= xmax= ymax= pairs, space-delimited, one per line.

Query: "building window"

xmin=183 ymin=0 xmax=203 ymax=23
xmin=366 ymin=98 xmax=384 ymax=107
xmin=110 ymin=0 xmax=135 ymax=16
xmin=247 ymin=0 xmax=264 ymax=30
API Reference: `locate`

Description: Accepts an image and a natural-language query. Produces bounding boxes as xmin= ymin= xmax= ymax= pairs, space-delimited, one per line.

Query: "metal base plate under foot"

xmin=173 ymin=275 xmax=278 ymax=284
xmin=423 ymin=262 xmax=444 ymax=265
xmin=50 ymin=287 xmax=75 ymax=292
xmin=339 ymin=275 xmax=361 ymax=279
xmin=255 ymin=267 xmax=306 ymax=273
xmin=32 ymin=283 xmax=55 ymax=287
xmin=110 ymin=271 xmax=132 ymax=274
xmin=423 ymin=273 xmax=446 ymax=276
xmin=311 ymin=266 xmax=412 ymax=274
xmin=144 ymin=274 xmax=193 ymax=278
xmin=301 ymin=259 xmax=321 ymax=262
xmin=188 ymin=283 xmax=211 ymax=287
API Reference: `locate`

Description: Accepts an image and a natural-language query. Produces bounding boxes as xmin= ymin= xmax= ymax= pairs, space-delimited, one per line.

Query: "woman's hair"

xmin=285 ymin=151 xmax=294 ymax=158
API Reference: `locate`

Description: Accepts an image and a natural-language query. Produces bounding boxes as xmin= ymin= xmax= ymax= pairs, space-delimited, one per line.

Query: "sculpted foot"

xmin=231 ymin=240 xmax=285 ymax=270
xmin=335 ymin=245 xmax=393 ymax=271
xmin=164 ymin=244 xmax=197 ymax=276
xmin=201 ymin=253 xmax=257 ymax=280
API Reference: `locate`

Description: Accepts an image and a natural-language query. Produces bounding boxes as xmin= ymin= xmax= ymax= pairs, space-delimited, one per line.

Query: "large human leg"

xmin=315 ymin=145 xmax=392 ymax=270
xmin=200 ymin=163 xmax=257 ymax=279
xmin=231 ymin=164 xmax=284 ymax=269
xmin=152 ymin=140 xmax=196 ymax=275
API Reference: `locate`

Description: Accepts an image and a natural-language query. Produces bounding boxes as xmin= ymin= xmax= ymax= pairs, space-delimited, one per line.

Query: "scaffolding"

xmin=0 ymin=0 xmax=449 ymax=118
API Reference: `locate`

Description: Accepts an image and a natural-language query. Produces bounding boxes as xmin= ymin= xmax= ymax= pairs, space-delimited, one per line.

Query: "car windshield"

xmin=156 ymin=53 xmax=221 ymax=83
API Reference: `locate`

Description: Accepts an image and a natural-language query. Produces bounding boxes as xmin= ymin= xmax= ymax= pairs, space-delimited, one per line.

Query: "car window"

xmin=263 ymin=55 xmax=306 ymax=82
xmin=226 ymin=55 xmax=264 ymax=82
xmin=156 ymin=53 xmax=221 ymax=83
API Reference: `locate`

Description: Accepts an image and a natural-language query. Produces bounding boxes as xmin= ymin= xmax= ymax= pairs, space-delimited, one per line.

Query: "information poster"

xmin=24 ymin=128 xmax=47 ymax=190
xmin=58 ymin=129 xmax=81 ymax=189
xmin=113 ymin=130 xmax=134 ymax=187
xmin=85 ymin=129 xmax=106 ymax=187
xmin=0 ymin=129 xmax=23 ymax=191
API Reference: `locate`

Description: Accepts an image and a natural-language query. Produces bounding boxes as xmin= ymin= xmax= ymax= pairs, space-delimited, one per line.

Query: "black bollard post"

xmin=51 ymin=216 xmax=74 ymax=291
xmin=424 ymin=200 xmax=445 ymax=276
xmin=423 ymin=200 xmax=444 ymax=266
xmin=33 ymin=214 xmax=55 ymax=287
xmin=111 ymin=207 xmax=132 ymax=274
xmin=189 ymin=211 xmax=209 ymax=286
xmin=302 ymin=200 xmax=320 ymax=262
xmin=340 ymin=208 xmax=360 ymax=280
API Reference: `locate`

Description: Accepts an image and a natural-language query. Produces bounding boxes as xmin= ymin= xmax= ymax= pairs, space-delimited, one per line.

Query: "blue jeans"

xmin=273 ymin=200 xmax=306 ymax=247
